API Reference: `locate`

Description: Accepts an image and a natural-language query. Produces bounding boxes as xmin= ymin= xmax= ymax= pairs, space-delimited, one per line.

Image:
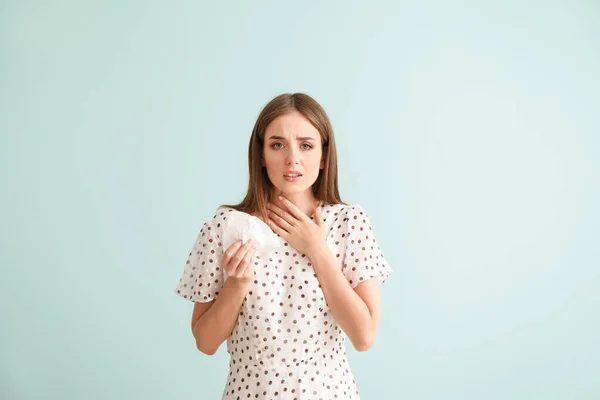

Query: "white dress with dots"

xmin=175 ymin=202 xmax=392 ymax=400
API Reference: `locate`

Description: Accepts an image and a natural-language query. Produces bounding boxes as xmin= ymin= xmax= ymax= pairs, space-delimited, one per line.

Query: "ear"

xmin=261 ymin=157 xmax=266 ymax=167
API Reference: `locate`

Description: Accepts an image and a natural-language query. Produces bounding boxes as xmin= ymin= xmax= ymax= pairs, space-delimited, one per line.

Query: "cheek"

xmin=307 ymin=151 xmax=323 ymax=168
xmin=262 ymin=150 xmax=281 ymax=170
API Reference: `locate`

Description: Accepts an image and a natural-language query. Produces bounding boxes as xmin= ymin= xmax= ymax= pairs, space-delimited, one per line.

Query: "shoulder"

xmin=322 ymin=203 xmax=372 ymax=235
xmin=210 ymin=206 xmax=237 ymax=225
xmin=331 ymin=204 xmax=376 ymax=238
xmin=196 ymin=206 xmax=236 ymax=236
xmin=324 ymin=203 xmax=367 ymax=218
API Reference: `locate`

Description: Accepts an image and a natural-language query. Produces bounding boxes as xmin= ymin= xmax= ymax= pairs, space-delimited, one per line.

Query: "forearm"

xmin=192 ymin=279 xmax=249 ymax=354
xmin=308 ymin=244 xmax=376 ymax=350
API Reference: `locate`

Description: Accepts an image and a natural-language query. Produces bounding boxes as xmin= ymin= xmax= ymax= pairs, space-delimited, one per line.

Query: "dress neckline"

xmin=239 ymin=200 xmax=325 ymax=227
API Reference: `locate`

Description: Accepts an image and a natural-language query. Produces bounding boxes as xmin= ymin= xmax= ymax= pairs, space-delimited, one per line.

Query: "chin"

xmin=274 ymin=185 xmax=306 ymax=195
xmin=272 ymin=180 xmax=314 ymax=196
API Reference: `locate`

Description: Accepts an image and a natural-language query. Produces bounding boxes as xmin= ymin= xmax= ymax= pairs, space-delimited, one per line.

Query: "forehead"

xmin=264 ymin=111 xmax=320 ymax=140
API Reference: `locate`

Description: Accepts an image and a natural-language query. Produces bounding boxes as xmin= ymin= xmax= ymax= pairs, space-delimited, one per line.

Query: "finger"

xmin=277 ymin=196 xmax=306 ymax=220
xmin=269 ymin=210 xmax=293 ymax=232
xmin=235 ymin=246 xmax=256 ymax=278
xmin=314 ymin=207 xmax=323 ymax=227
xmin=268 ymin=218 xmax=288 ymax=238
xmin=268 ymin=203 xmax=297 ymax=226
xmin=236 ymin=247 xmax=256 ymax=278
xmin=243 ymin=258 xmax=255 ymax=278
xmin=223 ymin=240 xmax=243 ymax=267
xmin=230 ymin=240 xmax=254 ymax=275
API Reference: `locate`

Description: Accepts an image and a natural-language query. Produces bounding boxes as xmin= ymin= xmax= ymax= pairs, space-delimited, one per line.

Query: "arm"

xmin=308 ymin=244 xmax=381 ymax=352
xmin=266 ymin=197 xmax=387 ymax=352
xmin=190 ymin=239 xmax=256 ymax=355
xmin=191 ymin=278 xmax=251 ymax=355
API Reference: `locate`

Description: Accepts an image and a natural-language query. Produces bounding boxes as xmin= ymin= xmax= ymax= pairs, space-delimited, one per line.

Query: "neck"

xmin=270 ymin=189 xmax=320 ymax=217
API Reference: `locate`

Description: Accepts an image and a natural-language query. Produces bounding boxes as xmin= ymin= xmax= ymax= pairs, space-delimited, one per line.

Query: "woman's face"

xmin=262 ymin=111 xmax=324 ymax=197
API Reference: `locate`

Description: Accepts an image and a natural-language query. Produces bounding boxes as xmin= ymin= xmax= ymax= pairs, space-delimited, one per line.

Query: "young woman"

xmin=175 ymin=93 xmax=392 ymax=399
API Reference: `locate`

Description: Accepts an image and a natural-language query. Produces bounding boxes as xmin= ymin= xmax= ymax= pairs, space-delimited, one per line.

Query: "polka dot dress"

xmin=175 ymin=202 xmax=392 ymax=399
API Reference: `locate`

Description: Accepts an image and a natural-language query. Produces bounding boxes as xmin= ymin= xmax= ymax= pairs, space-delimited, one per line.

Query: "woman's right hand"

xmin=222 ymin=240 xmax=256 ymax=286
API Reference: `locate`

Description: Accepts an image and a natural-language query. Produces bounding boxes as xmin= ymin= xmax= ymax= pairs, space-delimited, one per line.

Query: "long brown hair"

xmin=221 ymin=93 xmax=345 ymax=223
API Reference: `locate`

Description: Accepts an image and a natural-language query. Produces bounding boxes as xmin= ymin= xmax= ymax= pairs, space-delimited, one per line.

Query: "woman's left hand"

xmin=267 ymin=196 xmax=326 ymax=256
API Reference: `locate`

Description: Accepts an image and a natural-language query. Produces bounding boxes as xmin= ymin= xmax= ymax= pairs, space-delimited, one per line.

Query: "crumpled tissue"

xmin=221 ymin=211 xmax=282 ymax=258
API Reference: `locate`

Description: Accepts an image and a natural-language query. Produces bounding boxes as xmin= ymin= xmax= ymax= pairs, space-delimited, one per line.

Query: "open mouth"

xmin=283 ymin=173 xmax=302 ymax=182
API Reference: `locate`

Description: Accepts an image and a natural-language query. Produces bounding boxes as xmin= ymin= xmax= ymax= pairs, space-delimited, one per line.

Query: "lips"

xmin=283 ymin=172 xmax=302 ymax=182
xmin=283 ymin=171 xmax=302 ymax=177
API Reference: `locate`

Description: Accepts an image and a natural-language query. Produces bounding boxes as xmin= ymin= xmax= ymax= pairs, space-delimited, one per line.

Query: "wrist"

xmin=307 ymin=240 xmax=330 ymax=262
xmin=226 ymin=276 xmax=252 ymax=293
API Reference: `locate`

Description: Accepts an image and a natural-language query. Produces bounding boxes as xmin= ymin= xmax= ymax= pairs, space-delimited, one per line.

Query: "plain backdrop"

xmin=1 ymin=1 xmax=599 ymax=399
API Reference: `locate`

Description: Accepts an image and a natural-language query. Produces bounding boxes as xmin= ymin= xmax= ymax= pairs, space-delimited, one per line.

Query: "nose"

xmin=285 ymin=147 xmax=300 ymax=165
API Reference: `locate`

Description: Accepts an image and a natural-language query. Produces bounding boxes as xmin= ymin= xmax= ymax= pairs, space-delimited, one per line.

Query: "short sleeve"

xmin=174 ymin=220 xmax=224 ymax=302
xmin=342 ymin=205 xmax=392 ymax=288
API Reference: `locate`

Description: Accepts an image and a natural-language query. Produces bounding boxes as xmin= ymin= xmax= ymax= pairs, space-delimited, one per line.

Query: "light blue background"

xmin=2 ymin=1 xmax=599 ymax=399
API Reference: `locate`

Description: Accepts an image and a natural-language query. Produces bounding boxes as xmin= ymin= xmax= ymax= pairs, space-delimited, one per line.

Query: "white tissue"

xmin=221 ymin=211 xmax=282 ymax=257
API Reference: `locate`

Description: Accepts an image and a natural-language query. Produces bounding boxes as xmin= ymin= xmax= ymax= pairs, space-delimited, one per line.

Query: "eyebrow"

xmin=266 ymin=135 xmax=317 ymax=141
